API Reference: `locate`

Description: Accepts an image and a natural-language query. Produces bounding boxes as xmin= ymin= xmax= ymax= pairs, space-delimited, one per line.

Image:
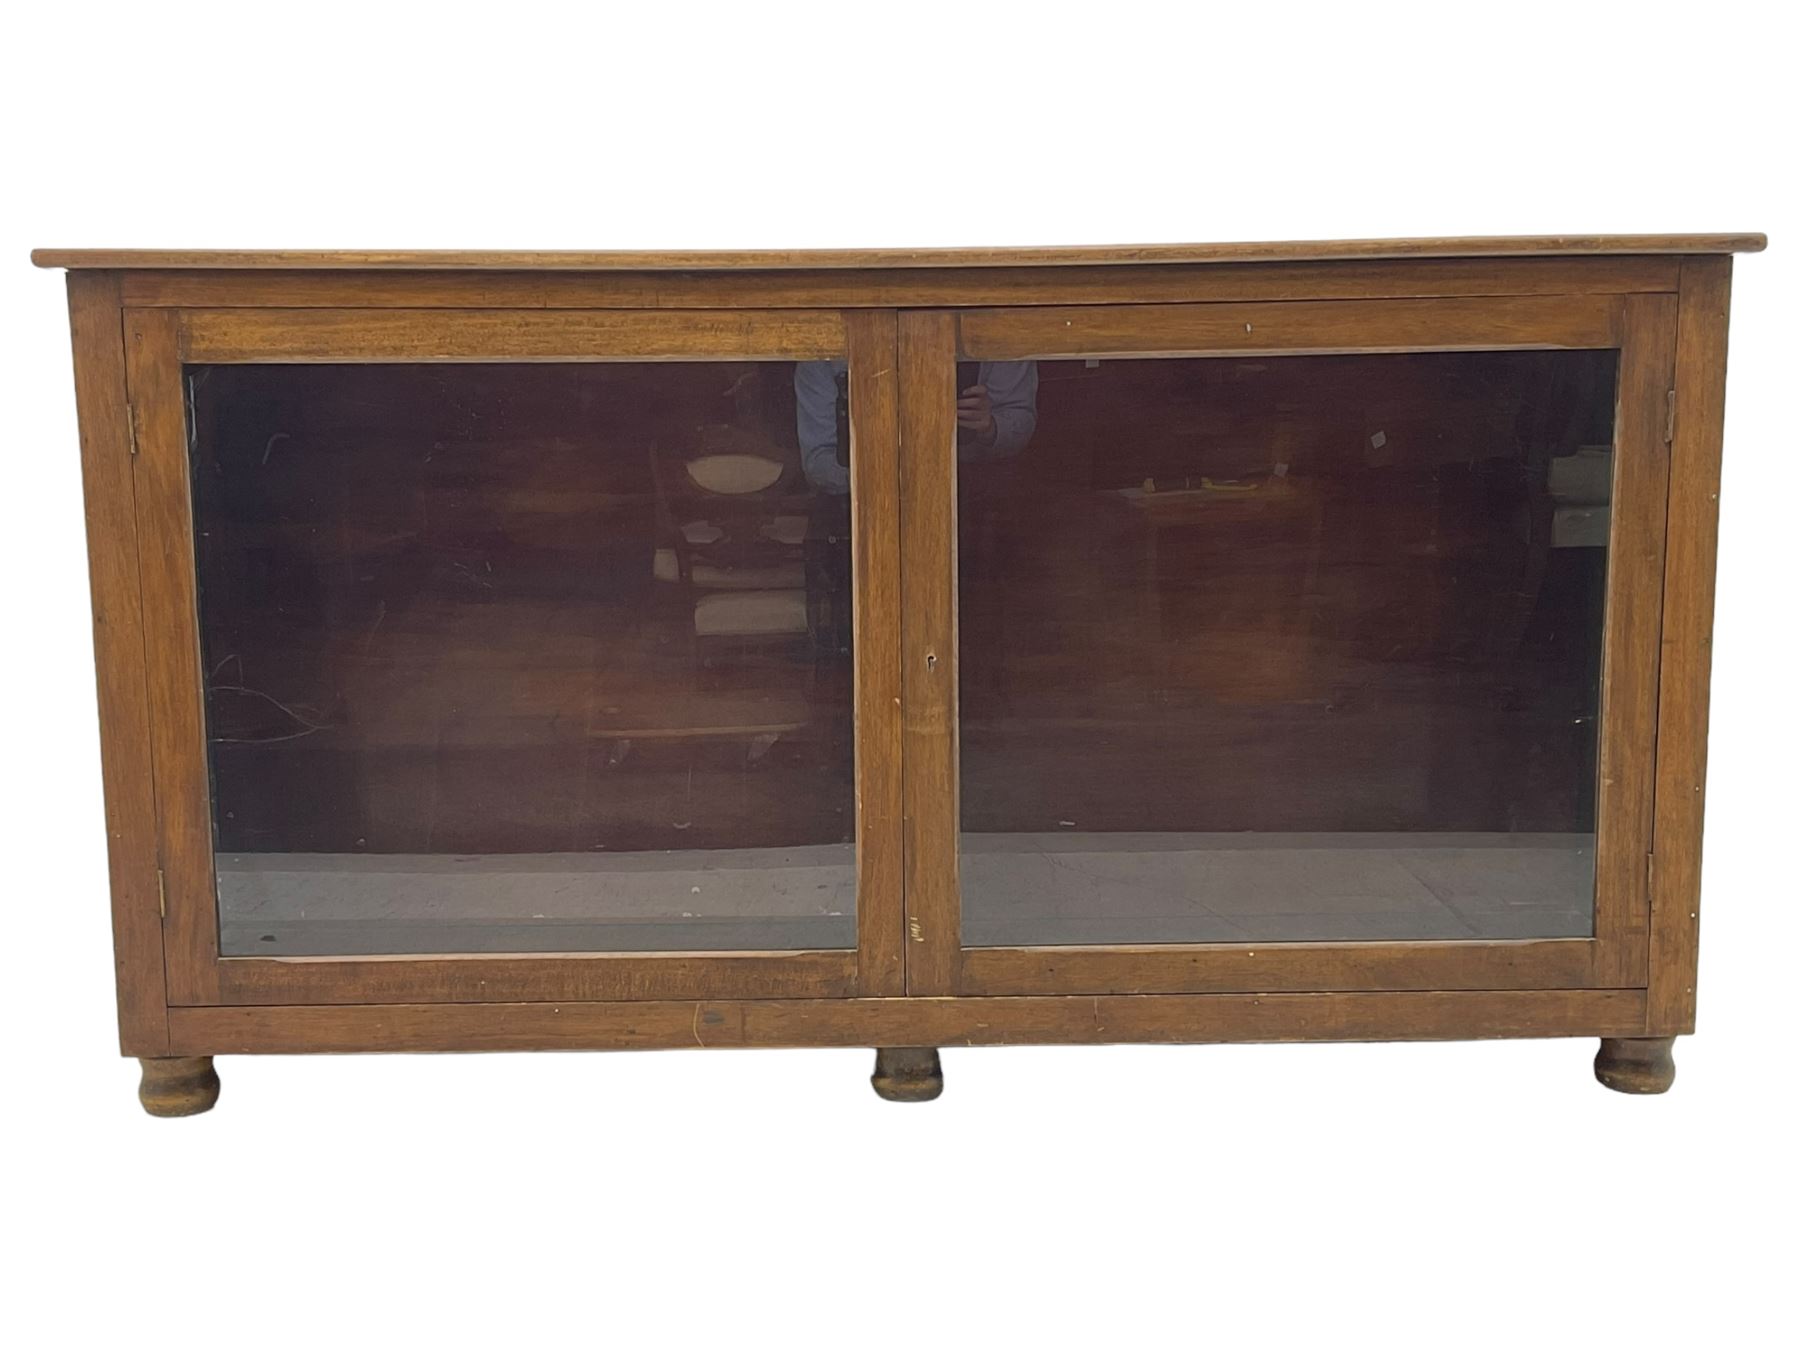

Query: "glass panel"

xmin=189 ymin=360 xmax=858 ymax=955
xmin=956 ymin=349 xmax=1618 ymax=946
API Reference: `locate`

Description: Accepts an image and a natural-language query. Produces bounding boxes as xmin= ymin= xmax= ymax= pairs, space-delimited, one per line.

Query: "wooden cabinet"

xmin=35 ymin=236 xmax=1762 ymax=1113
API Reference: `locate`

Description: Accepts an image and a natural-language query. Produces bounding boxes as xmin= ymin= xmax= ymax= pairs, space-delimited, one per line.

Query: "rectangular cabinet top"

xmin=31 ymin=234 xmax=1766 ymax=272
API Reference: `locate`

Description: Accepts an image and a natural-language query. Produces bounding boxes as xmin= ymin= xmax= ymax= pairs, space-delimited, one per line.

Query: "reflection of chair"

xmin=624 ymin=434 xmax=855 ymax=784
xmin=651 ymin=445 xmax=811 ymax=664
xmin=582 ymin=443 xmax=815 ymax=775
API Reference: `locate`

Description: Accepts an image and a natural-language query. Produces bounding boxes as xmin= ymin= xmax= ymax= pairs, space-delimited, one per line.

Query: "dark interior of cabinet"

xmin=188 ymin=362 xmax=852 ymax=859
xmin=960 ymin=350 xmax=1617 ymax=833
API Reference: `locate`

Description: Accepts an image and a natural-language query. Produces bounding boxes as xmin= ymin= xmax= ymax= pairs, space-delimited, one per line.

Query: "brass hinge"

xmin=126 ymin=401 xmax=141 ymax=457
xmin=156 ymin=867 xmax=166 ymax=919
xmin=1664 ymin=389 xmax=1676 ymax=445
xmin=1646 ymin=852 xmax=1656 ymax=907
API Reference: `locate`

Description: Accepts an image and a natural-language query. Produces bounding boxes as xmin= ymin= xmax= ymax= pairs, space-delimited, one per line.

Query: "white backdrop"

xmin=4 ymin=4 xmax=1793 ymax=1346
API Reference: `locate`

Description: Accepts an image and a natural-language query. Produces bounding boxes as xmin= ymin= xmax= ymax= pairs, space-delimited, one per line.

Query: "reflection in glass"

xmin=957 ymin=350 xmax=1618 ymax=946
xmin=189 ymin=362 xmax=855 ymax=955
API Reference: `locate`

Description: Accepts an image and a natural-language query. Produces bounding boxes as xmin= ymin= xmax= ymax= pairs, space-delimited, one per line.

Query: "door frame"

xmin=898 ymin=293 xmax=1679 ymax=997
xmin=125 ymin=305 xmax=905 ymax=1006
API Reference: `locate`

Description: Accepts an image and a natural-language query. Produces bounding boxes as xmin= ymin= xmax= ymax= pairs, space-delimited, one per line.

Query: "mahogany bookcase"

xmin=34 ymin=236 xmax=1762 ymax=1114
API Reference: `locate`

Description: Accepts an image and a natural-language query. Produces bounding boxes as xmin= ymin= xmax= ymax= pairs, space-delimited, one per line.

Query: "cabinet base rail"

xmin=151 ymin=987 xmax=1653 ymax=1050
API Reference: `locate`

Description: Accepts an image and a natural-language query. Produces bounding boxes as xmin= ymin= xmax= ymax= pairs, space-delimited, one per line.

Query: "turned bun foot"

xmin=1594 ymin=1037 xmax=1676 ymax=1095
xmin=871 ymin=1047 xmax=943 ymax=1102
xmin=138 ymin=1056 xmax=220 ymax=1117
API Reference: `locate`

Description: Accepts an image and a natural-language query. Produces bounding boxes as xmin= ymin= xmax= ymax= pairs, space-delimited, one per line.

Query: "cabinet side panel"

xmin=65 ymin=273 xmax=170 ymax=1054
xmin=124 ymin=308 xmax=222 ymax=1003
xmin=1592 ymin=294 xmax=1678 ymax=984
xmin=1648 ymin=257 xmax=1735 ymax=1034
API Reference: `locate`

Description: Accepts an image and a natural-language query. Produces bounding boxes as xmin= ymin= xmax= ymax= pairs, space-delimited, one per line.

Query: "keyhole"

xmin=926 ymin=652 xmax=938 ymax=670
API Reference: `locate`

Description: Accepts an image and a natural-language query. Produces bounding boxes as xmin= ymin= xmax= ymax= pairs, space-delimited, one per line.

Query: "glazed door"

xmin=898 ymin=295 xmax=1677 ymax=996
xmin=128 ymin=307 xmax=903 ymax=1005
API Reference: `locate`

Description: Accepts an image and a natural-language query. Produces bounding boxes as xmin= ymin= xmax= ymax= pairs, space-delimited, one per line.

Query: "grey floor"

xmin=217 ymin=831 xmax=1594 ymax=956
xmin=962 ymin=832 xmax=1592 ymax=945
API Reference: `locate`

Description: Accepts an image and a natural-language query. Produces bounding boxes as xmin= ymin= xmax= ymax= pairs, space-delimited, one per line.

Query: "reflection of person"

xmin=794 ymin=359 xmax=1038 ymax=493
